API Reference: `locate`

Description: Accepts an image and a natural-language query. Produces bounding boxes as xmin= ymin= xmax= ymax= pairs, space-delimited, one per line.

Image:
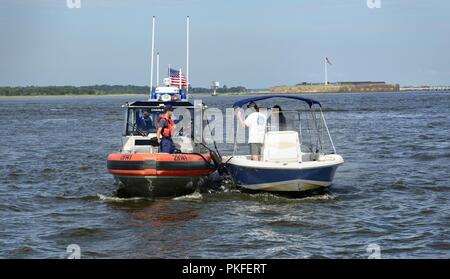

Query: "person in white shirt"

xmin=237 ymin=102 xmax=267 ymax=161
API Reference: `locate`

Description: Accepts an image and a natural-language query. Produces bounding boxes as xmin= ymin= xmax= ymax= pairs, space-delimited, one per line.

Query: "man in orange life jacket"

xmin=156 ymin=105 xmax=176 ymax=154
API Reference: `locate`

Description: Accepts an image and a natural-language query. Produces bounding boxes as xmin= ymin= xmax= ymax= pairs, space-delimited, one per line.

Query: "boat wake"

xmin=96 ymin=193 xmax=151 ymax=202
xmin=243 ymin=191 xmax=335 ymax=203
xmin=97 ymin=192 xmax=204 ymax=202
xmin=172 ymin=191 xmax=203 ymax=201
xmin=297 ymin=193 xmax=335 ymax=201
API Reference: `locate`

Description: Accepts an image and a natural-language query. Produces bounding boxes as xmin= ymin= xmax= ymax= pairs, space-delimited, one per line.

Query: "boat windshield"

xmin=268 ymin=109 xmax=322 ymax=153
xmin=126 ymin=107 xmax=194 ymax=137
xmin=230 ymin=101 xmax=335 ymax=158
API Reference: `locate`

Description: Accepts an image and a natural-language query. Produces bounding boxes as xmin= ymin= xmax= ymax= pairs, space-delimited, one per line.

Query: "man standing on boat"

xmin=237 ymin=102 xmax=267 ymax=161
xmin=157 ymin=105 xmax=176 ymax=154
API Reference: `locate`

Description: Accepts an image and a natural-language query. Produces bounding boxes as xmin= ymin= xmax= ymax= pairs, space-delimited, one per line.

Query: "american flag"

xmin=325 ymin=57 xmax=332 ymax=65
xmin=169 ymin=68 xmax=190 ymax=87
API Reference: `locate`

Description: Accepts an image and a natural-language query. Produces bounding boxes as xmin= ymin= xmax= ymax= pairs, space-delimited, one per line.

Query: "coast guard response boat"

xmin=107 ymin=17 xmax=221 ymax=198
xmin=106 ymin=87 xmax=220 ymax=198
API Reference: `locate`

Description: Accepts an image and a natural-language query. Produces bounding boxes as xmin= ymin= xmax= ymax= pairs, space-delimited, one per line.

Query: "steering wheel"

xmin=128 ymin=122 xmax=148 ymax=137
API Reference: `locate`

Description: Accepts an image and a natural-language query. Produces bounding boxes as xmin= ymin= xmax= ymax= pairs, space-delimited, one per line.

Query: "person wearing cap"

xmin=237 ymin=102 xmax=267 ymax=161
xmin=156 ymin=105 xmax=176 ymax=153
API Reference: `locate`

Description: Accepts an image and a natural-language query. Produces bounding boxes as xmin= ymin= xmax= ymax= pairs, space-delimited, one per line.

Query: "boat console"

xmin=262 ymin=131 xmax=302 ymax=163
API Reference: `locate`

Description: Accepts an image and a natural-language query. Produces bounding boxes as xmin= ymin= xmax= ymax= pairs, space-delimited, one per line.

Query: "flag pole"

xmin=186 ymin=16 xmax=190 ymax=94
xmin=325 ymin=57 xmax=328 ymax=85
xmin=149 ymin=16 xmax=155 ymax=99
xmin=179 ymin=68 xmax=182 ymax=90
xmin=156 ymin=52 xmax=160 ymax=87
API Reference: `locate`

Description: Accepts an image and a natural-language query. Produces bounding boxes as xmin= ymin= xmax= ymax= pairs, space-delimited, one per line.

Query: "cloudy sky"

xmin=1 ymin=0 xmax=449 ymax=88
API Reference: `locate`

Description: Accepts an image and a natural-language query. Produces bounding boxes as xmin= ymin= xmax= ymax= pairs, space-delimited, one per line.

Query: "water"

xmin=0 ymin=92 xmax=449 ymax=258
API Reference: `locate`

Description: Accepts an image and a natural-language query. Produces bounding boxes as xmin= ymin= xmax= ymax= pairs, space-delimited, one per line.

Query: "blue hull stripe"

xmin=226 ymin=164 xmax=338 ymax=186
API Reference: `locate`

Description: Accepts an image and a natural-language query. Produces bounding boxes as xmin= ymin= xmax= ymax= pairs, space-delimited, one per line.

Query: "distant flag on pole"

xmin=325 ymin=57 xmax=332 ymax=65
xmin=169 ymin=68 xmax=190 ymax=87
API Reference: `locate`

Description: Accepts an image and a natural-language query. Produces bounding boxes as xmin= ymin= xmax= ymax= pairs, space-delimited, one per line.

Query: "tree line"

xmin=0 ymin=85 xmax=247 ymax=96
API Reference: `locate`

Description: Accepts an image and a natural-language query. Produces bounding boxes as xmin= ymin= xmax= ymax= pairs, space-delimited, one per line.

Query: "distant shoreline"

xmin=1 ymin=84 xmax=449 ymax=98
xmin=0 ymin=93 xmax=145 ymax=98
xmin=2 ymin=91 xmax=449 ymax=98
xmin=220 ymin=90 xmax=449 ymax=96
xmin=0 ymin=85 xmax=247 ymax=97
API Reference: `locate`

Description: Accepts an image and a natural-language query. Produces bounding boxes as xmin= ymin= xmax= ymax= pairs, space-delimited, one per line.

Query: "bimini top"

xmin=232 ymin=94 xmax=321 ymax=108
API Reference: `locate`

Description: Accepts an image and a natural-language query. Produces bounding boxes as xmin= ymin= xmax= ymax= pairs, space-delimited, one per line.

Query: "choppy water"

xmin=0 ymin=92 xmax=449 ymax=258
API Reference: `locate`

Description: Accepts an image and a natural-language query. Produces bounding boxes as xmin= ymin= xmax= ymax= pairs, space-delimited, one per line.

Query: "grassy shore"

xmin=0 ymin=93 xmax=145 ymax=98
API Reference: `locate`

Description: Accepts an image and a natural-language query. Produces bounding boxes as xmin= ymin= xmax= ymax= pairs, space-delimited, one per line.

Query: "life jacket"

xmin=159 ymin=115 xmax=175 ymax=138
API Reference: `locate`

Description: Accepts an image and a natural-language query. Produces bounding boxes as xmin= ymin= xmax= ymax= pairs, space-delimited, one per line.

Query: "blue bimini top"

xmin=232 ymin=95 xmax=321 ymax=108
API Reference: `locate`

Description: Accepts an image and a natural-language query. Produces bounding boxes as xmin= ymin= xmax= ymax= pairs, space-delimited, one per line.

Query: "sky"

xmin=1 ymin=0 xmax=449 ymax=88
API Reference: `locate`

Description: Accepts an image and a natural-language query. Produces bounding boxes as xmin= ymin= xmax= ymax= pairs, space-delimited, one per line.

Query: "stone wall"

xmin=271 ymin=84 xmax=400 ymax=94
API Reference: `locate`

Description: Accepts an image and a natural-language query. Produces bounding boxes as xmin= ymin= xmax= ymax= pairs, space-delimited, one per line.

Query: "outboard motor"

xmin=198 ymin=142 xmax=225 ymax=175
xmin=210 ymin=150 xmax=225 ymax=175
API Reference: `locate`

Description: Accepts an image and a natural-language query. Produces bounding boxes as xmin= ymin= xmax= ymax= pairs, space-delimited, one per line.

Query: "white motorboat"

xmin=223 ymin=95 xmax=344 ymax=193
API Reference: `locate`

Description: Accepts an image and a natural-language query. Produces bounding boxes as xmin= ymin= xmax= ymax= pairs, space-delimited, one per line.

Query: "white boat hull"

xmin=224 ymin=154 xmax=344 ymax=192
